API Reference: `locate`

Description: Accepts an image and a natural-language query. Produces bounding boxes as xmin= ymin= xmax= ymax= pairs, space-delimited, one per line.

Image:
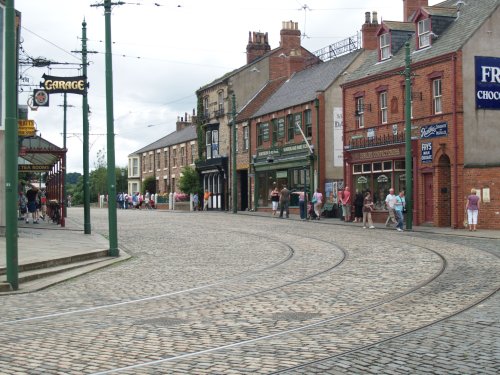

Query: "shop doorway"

xmin=423 ymin=173 xmax=434 ymax=223
xmin=436 ymin=154 xmax=451 ymax=227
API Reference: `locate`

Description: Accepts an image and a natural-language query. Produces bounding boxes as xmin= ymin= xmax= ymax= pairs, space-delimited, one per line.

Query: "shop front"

xmin=196 ymin=156 xmax=228 ymax=211
xmin=252 ymin=143 xmax=313 ymax=212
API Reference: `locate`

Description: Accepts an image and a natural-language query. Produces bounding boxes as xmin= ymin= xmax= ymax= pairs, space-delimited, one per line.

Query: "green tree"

xmin=178 ymin=166 xmax=201 ymax=195
xmin=142 ymin=176 xmax=156 ymax=194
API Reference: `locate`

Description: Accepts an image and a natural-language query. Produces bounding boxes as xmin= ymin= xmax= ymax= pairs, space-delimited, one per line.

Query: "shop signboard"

xmin=420 ymin=122 xmax=448 ymax=139
xmin=18 ymin=119 xmax=36 ymax=137
xmin=421 ymin=142 xmax=432 ymax=163
xmin=475 ymin=56 xmax=500 ymax=110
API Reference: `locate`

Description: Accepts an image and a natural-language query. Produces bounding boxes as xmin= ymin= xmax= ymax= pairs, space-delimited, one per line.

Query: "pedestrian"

xmin=466 ymin=188 xmax=480 ymax=231
xmin=144 ymin=190 xmax=151 ymax=209
xmin=340 ymin=186 xmax=352 ymax=222
xmin=362 ymin=190 xmax=375 ymax=229
xmin=25 ymin=186 xmax=39 ymax=224
xmin=384 ymin=188 xmax=397 ymax=227
xmin=203 ymin=190 xmax=211 ymax=211
xmin=67 ymin=194 xmax=72 ymax=208
xmin=270 ymin=186 xmax=280 ymax=216
xmin=312 ymin=188 xmax=323 ymax=220
xmin=279 ymin=185 xmax=290 ymax=218
xmin=394 ymin=190 xmax=406 ymax=232
xmin=353 ymin=189 xmax=364 ymax=223
xmin=18 ymin=191 xmax=28 ymax=221
xmin=193 ymin=192 xmax=199 ymax=211
xmin=40 ymin=189 xmax=47 ymax=220
xmin=292 ymin=190 xmax=307 ymax=220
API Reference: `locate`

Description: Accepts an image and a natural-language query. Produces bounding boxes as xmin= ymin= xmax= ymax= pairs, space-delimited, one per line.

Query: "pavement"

xmin=0 ymin=207 xmax=498 ymax=374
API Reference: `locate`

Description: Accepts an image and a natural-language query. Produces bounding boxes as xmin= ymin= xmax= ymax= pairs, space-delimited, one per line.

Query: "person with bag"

xmin=312 ymin=188 xmax=323 ymax=220
xmin=362 ymin=190 xmax=375 ymax=229
xmin=270 ymin=186 xmax=280 ymax=216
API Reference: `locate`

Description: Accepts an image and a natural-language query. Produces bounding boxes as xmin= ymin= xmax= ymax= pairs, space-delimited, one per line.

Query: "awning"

xmin=18 ymin=136 xmax=66 ymax=171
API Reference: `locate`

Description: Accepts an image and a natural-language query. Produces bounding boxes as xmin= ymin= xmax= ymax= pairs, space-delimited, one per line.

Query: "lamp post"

xmin=231 ymin=93 xmax=237 ymax=214
xmin=404 ymin=42 xmax=413 ymax=230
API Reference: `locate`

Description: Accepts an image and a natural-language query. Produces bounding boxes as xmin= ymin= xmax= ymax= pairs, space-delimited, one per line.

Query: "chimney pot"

xmin=365 ymin=12 xmax=370 ymax=24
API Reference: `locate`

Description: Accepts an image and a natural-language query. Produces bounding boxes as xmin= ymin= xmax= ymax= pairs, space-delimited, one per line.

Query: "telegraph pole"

xmin=59 ymin=93 xmax=75 ymax=218
xmin=4 ymin=0 xmax=19 ymax=290
xmin=404 ymin=42 xmax=413 ymax=230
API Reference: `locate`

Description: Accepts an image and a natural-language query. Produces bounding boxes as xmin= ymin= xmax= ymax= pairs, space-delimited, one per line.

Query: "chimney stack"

xmin=361 ymin=11 xmax=379 ymax=51
xmin=246 ymin=31 xmax=271 ymax=64
xmin=403 ymin=0 xmax=428 ymax=21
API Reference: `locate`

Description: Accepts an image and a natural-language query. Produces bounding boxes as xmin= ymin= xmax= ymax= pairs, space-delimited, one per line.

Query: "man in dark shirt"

xmin=25 ymin=186 xmax=39 ymax=224
xmin=279 ymin=185 xmax=290 ymax=219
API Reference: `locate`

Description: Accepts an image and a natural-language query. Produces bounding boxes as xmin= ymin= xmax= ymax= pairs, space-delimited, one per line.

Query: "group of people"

xmin=117 ymin=191 xmax=155 ymax=210
xmin=18 ymin=186 xmax=47 ymax=224
xmin=270 ymin=184 xmax=325 ymax=221
xmin=191 ymin=190 xmax=211 ymax=211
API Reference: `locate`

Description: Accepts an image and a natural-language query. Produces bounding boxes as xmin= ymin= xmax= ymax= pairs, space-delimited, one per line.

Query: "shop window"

xmin=362 ymin=163 xmax=372 ymax=173
xmin=353 ymin=164 xmax=362 ymax=174
xmin=372 ymin=162 xmax=382 ymax=172
xmin=394 ymin=160 xmax=405 ymax=170
xmin=354 ymin=175 xmax=369 ymax=195
xmin=373 ymin=173 xmax=391 ymax=210
xmin=383 ymin=161 xmax=393 ymax=171
xmin=394 ymin=171 xmax=406 ymax=194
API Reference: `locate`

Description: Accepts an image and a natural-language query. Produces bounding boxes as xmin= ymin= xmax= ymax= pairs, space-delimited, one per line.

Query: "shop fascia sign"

xmin=18 ymin=119 xmax=36 ymax=137
xmin=40 ymin=73 xmax=87 ymax=95
xmin=256 ymin=142 xmax=309 ymax=158
xmin=475 ymin=56 xmax=500 ymax=110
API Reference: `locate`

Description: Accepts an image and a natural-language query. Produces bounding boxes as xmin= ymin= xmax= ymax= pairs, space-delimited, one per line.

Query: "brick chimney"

xmin=361 ymin=11 xmax=379 ymax=51
xmin=279 ymin=20 xmax=301 ymax=51
xmin=246 ymin=31 xmax=271 ymax=64
xmin=176 ymin=112 xmax=193 ymax=131
xmin=403 ymin=0 xmax=428 ymax=21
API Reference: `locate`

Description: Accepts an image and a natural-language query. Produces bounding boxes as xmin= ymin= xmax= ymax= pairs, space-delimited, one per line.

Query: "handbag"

xmin=311 ymin=195 xmax=317 ymax=204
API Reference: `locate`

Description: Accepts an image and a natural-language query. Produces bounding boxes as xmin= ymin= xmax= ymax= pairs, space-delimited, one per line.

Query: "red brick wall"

xmin=463 ymin=167 xmax=500 ymax=229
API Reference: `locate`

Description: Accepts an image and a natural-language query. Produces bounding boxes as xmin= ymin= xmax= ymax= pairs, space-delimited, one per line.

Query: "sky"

xmin=14 ymin=0 xmax=439 ymax=174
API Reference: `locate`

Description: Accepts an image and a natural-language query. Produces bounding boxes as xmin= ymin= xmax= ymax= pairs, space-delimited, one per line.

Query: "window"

xmin=156 ymin=152 xmax=161 ymax=170
xmin=142 ymin=155 xmax=146 ymax=171
xmin=356 ymin=97 xmax=365 ymax=128
xmin=380 ymin=33 xmax=391 ymax=60
xmin=217 ymin=91 xmax=224 ymax=116
xmin=172 ymin=149 xmax=177 ymax=167
xmin=304 ymin=110 xmax=312 ymax=137
xmin=287 ymin=114 xmax=294 ymax=141
xmin=203 ymin=96 xmax=209 ymax=119
xmin=418 ymin=18 xmax=430 ymax=48
xmin=180 ymin=147 xmax=186 ymax=166
xmin=277 ymin=118 xmax=285 ymax=139
xmin=132 ymin=158 xmax=139 ymax=176
xmin=235 ymin=125 xmax=239 ymax=152
xmin=294 ymin=113 xmax=302 ymax=135
xmin=149 ymin=154 xmax=153 ymax=171
xmin=272 ymin=119 xmax=278 ymax=143
xmin=380 ymin=91 xmax=388 ymax=124
xmin=243 ymin=126 xmax=249 ymax=151
xmin=164 ymin=150 xmax=168 ymax=169
xmin=433 ymin=78 xmax=442 ymax=114
xmin=206 ymin=129 xmax=219 ymax=158
xmin=257 ymin=122 xmax=269 ymax=147
xmin=191 ymin=144 xmax=196 ymax=163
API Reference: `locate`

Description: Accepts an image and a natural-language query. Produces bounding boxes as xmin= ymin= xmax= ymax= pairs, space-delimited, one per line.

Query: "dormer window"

xmin=380 ymin=33 xmax=391 ymax=60
xmin=418 ymin=18 xmax=431 ymax=48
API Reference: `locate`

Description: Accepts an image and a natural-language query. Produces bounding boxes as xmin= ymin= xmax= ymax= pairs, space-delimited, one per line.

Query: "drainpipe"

xmin=315 ymin=98 xmax=320 ymax=190
xmin=452 ymin=53 xmax=458 ymax=229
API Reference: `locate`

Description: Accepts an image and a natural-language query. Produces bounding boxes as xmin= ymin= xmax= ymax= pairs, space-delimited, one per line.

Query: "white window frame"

xmin=418 ymin=18 xmax=430 ymax=48
xmin=243 ymin=126 xmax=249 ymax=151
xmin=380 ymin=91 xmax=388 ymax=124
xmin=380 ymin=33 xmax=391 ymax=60
xmin=433 ymin=78 xmax=442 ymax=114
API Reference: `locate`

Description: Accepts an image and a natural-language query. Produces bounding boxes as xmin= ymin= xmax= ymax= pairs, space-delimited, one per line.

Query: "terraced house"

xmin=342 ymin=0 xmax=500 ymax=229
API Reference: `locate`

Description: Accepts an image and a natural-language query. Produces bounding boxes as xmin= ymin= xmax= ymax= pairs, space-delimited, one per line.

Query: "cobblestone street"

xmin=0 ymin=208 xmax=498 ymax=374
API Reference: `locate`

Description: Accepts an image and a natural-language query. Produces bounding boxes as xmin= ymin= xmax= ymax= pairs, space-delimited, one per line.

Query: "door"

xmin=424 ymin=173 xmax=433 ymax=222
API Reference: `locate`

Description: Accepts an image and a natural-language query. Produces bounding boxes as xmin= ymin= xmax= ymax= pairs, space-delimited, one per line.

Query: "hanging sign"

xmin=33 ymin=89 xmax=50 ymax=106
xmin=40 ymin=74 xmax=87 ymax=95
xmin=18 ymin=119 xmax=36 ymax=137
xmin=421 ymin=142 xmax=433 ymax=163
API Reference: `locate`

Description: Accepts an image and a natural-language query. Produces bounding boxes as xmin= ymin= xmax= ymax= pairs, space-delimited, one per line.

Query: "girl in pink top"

xmin=466 ymin=188 xmax=480 ymax=231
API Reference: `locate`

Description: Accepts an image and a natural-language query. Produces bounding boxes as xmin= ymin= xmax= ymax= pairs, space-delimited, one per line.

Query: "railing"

xmin=313 ymin=33 xmax=361 ymax=62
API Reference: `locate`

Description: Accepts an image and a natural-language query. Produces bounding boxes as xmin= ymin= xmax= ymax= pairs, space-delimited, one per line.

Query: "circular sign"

xmin=33 ymin=89 xmax=49 ymax=106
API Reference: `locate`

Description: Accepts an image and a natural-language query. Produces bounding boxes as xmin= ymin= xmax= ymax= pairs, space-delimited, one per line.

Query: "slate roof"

xmin=345 ymin=0 xmax=500 ymax=83
xmin=130 ymin=125 xmax=197 ymax=156
xmin=253 ymin=49 xmax=362 ymax=117
xmin=382 ymin=21 xmax=415 ymax=32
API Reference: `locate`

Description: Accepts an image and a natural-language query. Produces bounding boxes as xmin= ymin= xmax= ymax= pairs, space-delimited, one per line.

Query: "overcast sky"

xmin=14 ymin=0 xmax=438 ymax=173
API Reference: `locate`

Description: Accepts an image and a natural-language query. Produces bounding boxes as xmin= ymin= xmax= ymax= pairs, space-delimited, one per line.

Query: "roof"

xmin=420 ymin=6 xmax=458 ymax=18
xmin=253 ymin=50 xmax=362 ymax=117
xmin=236 ymin=77 xmax=287 ymax=122
xmin=381 ymin=21 xmax=415 ymax=32
xmin=345 ymin=0 xmax=500 ymax=83
xmin=130 ymin=125 xmax=197 ymax=155
xmin=19 ymin=136 xmax=66 ymax=170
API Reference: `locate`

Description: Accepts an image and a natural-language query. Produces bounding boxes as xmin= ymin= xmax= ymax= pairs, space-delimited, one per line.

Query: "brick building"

xmin=127 ymin=113 xmax=197 ymax=196
xmin=342 ymin=0 xmax=500 ymax=228
xmin=196 ymin=21 xmax=319 ymax=211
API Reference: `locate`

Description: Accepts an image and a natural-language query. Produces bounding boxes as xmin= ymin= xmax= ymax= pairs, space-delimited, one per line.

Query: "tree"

xmin=178 ymin=166 xmax=201 ymax=195
xmin=142 ymin=176 xmax=156 ymax=194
